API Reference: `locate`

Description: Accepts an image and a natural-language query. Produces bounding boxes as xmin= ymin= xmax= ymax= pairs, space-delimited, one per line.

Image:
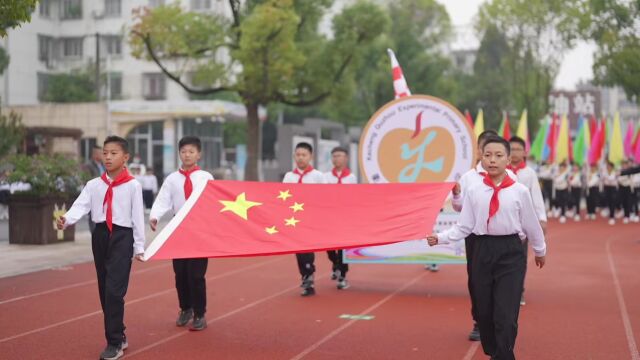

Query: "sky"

xmin=442 ymin=0 xmax=595 ymax=90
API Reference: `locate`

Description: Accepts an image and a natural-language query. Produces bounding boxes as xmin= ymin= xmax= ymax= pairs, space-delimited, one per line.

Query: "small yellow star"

xmin=219 ymin=192 xmax=262 ymax=220
xmin=284 ymin=217 xmax=300 ymax=227
xmin=265 ymin=226 xmax=278 ymax=235
xmin=277 ymin=190 xmax=292 ymax=201
xmin=289 ymin=202 xmax=304 ymax=212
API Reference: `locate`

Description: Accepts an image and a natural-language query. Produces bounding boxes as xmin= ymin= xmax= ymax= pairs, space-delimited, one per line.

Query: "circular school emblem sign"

xmin=359 ymin=95 xmax=476 ymax=183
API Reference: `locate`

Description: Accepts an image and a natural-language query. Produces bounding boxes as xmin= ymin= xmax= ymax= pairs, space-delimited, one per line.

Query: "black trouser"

xmin=570 ymin=188 xmax=582 ymax=213
xmin=604 ymin=186 xmax=618 ymax=219
xmin=586 ymin=187 xmax=599 ymax=215
xmin=173 ymin=258 xmax=209 ymax=317
xmin=92 ymin=223 xmax=133 ymax=347
xmin=296 ymin=252 xmax=316 ymax=277
xmin=632 ymin=188 xmax=639 ymax=215
xmin=142 ymin=190 xmax=154 ymax=209
xmin=88 ymin=212 xmax=96 ymax=233
xmin=326 ymin=250 xmax=349 ymax=278
xmin=465 ymin=234 xmax=478 ymax=323
xmin=619 ymin=186 xmax=632 ymax=218
xmin=555 ymin=189 xmax=569 ymax=216
xmin=541 ymin=179 xmax=553 ymax=209
xmin=472 ymin=234 xmax=526 ymax=360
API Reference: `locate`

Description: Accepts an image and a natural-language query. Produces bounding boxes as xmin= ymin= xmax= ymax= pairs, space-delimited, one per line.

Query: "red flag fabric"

xmin=503 ymin=113 xmax=512 ymax=140
xmin=143 ymin=180 xmax=453 ymax=260
xmin=465 ymin=110 xmax=474 ymax=127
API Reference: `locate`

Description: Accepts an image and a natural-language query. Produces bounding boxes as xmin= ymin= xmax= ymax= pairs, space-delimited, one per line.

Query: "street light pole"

xmin=95 ymin=32 xmax=100 ymax=100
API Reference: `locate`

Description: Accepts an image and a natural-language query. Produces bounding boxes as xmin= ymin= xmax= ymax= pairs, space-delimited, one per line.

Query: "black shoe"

xmin=121 ymin=334 xmax=128 ymax=351
xmin=468 ymin=323 xmax=480 ymax=341
xmin=189 ymin=316 xmax=207 ymax=331
xmin=301 ymin=286 xmax=316 ymax=296
xmin=100 ymin=344 xmax=123 ymax=360
xmin=330 ymin=270 xmax=340 ymax=281
xmin=301 ymin=274 xmax=315 ymax=296
xmin=176 ymin=309 xmax=193 ymax=327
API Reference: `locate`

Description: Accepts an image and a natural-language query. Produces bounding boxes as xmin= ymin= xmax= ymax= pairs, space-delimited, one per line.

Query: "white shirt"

xmin=438 ymin=180 xmax=546 ymax=257
xmin=150 ymin=169 xmax=213 ymax=220
xmin=451 ymin=163 xmax=517 ymax=212
xmin=63 ymin=176 xmax=146 ymax=254
xmin=538 ymin=164 xmax=553 ymax=180
xmin=618 ymin=174 xmax=632 ymax=187
xmin=513 ymin=166 xmax=547 ymax=222
xmin=587 ymin=172 xmax=600 ymax=188
xmin=569 ymin=171 xmax=582 ymax=188
xmin=602 ymin=170 xmax=618 ymax=187
xmin=324 ymin=169 xmax=357 ymax=184
xmin=140 ymin=174 xmax=159 ymax=193
xmin=553 ymin=168 xmax=570 ymax=190
xmin=633 ymin=174 xmax=640 ymax=188
xmin=282 ymin=168 xmax=326 ymax=184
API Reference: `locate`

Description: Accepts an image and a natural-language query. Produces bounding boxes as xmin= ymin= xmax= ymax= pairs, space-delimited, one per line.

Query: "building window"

xmin=38 ymin=35 xmax=55 ymax=63
xmin=61 ymin=0 xmax=82 ymax=19
xmin=149 ymin=0 xmax=165 ymax=8
xmin=191 ymin=0 xmax=212 ymax=11
xmin=79 ymin=138 xmax=98 ymax=162
xmin=108 ymin=72 xmax=123 ymax=99
xmin=39 ymin=0 xmax=52 ymax=18
xmin=104 ymin=0 xmax=121 ymax=17
xmin=37 ymin=73 xmax=51 ymax=101
xmin=61 ymin=37 xmax=83 ymax=58
xmin=142 ymin=73 xmax=166 ymax=100
xmin=102 ymin=35 xmax=122 ymax=56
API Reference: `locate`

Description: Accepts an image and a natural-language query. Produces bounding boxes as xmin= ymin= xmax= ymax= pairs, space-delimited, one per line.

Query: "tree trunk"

xmin=244 ymin=101 xmax=260 ymax=181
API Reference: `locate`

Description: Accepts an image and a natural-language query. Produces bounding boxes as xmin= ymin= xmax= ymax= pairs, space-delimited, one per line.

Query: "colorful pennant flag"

xmin=516 ymin=110 xmax=530 ymax=151
xmin=474 ymin=109 xmax=485 ymax=138
xmin=608 ymin=112 xmax=624 ymax=165
xmin=387 ymin=49 xmax=411 ymax=99
xmin=555 ymin=114 xmax=570 ymax=163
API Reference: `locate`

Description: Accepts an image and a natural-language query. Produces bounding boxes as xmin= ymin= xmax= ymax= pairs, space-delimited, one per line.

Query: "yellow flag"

xmin=608 ymin=112 xmax=624 ymax=165
xmin=474 ymin=109 xmax=485 ymax=138
xmin=555 ymin=114 xmax=569 ymax=163
xmin=516 ymin=110 xmax=529 ymax=150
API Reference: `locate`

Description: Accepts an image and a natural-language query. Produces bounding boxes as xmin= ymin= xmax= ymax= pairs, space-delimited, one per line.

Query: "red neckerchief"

xmin=179 ymin=165 xmax=201 ymax=200
xmin=482 ymin=172 xmax=516 ymax=227
xmin=507 ymin=162 xmax=526 ymax=175
xmin=293 ymin=166 xmax=314 ymax=184
xmin=100 ymin=168 xmax=135 ymax=233
xmin=331 ymin=167 xmax=351 ymax=184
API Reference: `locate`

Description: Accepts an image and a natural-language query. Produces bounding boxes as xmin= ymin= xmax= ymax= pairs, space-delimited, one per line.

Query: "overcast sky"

xmin=442 ymin=0 xmax=595 ymax=90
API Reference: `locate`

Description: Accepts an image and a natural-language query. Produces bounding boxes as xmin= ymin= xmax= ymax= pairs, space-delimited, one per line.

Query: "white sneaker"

xmin=590 ymin=214 xmax=596 ymax=220
xmin=609 ymin=219 xmax=615 ymax=225
xmin=554 ymin=209 xmax=561 ymax=218
xmin=601 ymin=209 xmax=609 ymax=218
xmin=616 ymin=211 xmax=624 ymax=219
xmin=573 ymin=215 xmax=580 ymax=222
xmin=623 ymin=217 xmax=629 ymax=224
xmin=559 ymin=216 xmax=567 ymax=223
xmin=547 ymin=210 xmax=554 ymax=218
xmin=632 ymin=215 xmax=640 ymax=223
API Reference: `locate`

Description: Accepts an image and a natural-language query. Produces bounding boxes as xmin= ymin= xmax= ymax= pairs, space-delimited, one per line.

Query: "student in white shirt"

xmin=140 ymin=167 xmax=159 ymax=210
xmin=427 ymin=136 xmax=546 ymax=360
xmin=538 ymin=160 xmax=554 ymax=211
xmin=553 ymin=162 xmax=570 ymax=223
xmin=323 ymin=146 xmax=357 ymax=290
xmin=57 ymin=136 xmax=145 ymax=360
xmin=568 ymin=162 xmax=584 ymax=221
xmin=283 ymin=142 xmax=326 ymax=296
xmin=150 ymin=136 xmax=213 ymax=331
xmin=632 ymin=170 xmax=640 ymax=222
xmin=450 ymin=129 xmax=517 ymax=342
xmin=586 ymin=163 xmax=601 ymax=220
xmin=602 ymin=161 xmax=618 ymax=225
xmin=507 ymin=136 xmax=547 ymax=306
xmin=618 ymin=159 xmax=634 ymax=224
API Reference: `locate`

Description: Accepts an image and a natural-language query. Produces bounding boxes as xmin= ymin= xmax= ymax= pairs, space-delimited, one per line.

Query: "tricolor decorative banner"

xmin=143 ymin=180 xmax=452 ymax=260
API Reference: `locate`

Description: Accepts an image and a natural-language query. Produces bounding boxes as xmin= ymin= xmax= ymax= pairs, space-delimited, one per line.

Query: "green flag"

xmin=530 ymin=116 xmax=549 ymax=161
xmin=573 ymin=117 xmax=587 ymax=165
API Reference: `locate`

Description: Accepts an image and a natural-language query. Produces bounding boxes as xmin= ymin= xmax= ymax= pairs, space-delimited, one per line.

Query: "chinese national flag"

xmin=143 ymin=180 xmax=452 ymax=260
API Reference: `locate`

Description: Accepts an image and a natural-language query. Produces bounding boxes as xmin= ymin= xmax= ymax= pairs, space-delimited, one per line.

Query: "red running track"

xmin=0 ymin=219 xmax=639 ymax=359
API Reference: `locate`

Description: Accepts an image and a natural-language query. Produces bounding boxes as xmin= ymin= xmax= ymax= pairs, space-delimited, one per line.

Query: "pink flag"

xmin=387 ymin=49 xmax=411 ymax=99
xmin=623 ymin=121 xmax=634 ymax=157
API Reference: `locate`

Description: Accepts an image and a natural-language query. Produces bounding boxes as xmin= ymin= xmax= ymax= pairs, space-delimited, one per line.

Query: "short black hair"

xmin=482 ymin=135 xmax=511 ymax=155
xmin=295 ymin=142 xmax=313 ymax=154
xmin=103 ymin=136 xmax=129 ymax=154
xmin=478 ymin=130 xmax=498 ymax=145
xmin=179 ymin=136 xmax=202 ymax=152
xmin=92 ymin=145 xmax=102 ymax=151
xmin=331 ymin=146 xmax=348 ymax=155
xmin=509 ymin=136 xmax=526 ymax=149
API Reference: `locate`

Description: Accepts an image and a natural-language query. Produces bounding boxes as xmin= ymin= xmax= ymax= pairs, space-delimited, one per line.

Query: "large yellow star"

xmin=277 ymin=190 xmax=292 ymax=201
xmin=284 ymin=216 xmax=300 ymax=227
xmin=219 ymin=192 xmax=262 ymax=220
xmin=289 ymin=202 xmax=304 ymax=213
xmin=265 ymin=226 xmax=278 ymax=235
